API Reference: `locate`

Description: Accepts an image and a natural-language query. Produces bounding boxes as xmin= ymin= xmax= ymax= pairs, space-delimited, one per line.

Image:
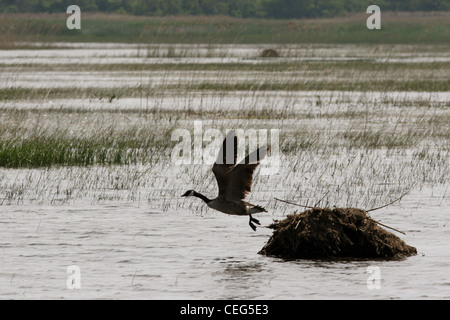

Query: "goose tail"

xmin=246 ymin=204 xmax=267 ymax=214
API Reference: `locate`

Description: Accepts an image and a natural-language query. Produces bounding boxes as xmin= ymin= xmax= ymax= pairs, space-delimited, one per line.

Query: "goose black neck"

xmin=193 ymin=191 xmax=211 ymax=204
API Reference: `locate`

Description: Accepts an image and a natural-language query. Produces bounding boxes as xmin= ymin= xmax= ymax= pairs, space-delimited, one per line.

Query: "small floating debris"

xmin=259 ymin=207 xmax=417 ymax=260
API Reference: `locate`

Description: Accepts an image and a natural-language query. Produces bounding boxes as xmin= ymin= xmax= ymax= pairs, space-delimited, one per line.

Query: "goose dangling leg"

xmin=248 ymin=214 xmax=261 ymax=231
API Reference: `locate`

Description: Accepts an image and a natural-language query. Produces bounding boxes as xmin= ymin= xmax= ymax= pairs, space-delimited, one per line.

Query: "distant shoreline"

xmin=1 ymin=12 xmax=449 ymax=46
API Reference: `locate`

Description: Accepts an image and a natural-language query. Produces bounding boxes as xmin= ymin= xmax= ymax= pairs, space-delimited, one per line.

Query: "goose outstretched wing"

xmin=212 ymin=130 xmax=237 ymax=197
xmin=212 ymin=130 xmax=269 ymax=201
xmin=225 ymin=145 xmax=269 ymax=201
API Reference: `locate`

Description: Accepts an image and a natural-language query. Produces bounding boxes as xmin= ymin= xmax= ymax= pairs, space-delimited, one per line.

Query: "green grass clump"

xmin=0 ymin=137 xmax=135 ymax=168
xmin=0 ymin=116 xmax=177 ymax=168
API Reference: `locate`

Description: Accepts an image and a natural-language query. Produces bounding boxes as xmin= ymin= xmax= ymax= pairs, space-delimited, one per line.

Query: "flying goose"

xmin=182 ymin=130 xmax=269 ymax=231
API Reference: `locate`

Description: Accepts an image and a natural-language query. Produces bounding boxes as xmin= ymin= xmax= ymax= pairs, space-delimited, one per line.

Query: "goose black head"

xmin=181 ymin=190 xmax=195 ymax=197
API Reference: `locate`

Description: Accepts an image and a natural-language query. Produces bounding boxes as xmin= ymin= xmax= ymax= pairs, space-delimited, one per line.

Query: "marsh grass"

xmin=3 ymin=61 xmax=449 ymax=72
xmin=0 ymin=110 xmax=178 ymax=167
xmin=1 ymin=78 xmax=448 ymax=103
xmin=183 ymin=79 xmax=450 ymax=92
xmin=0 ymin=91 xmax=448 ymax=169
xmin=0 ymin=136 xmax=143 ymax=168
xmin=0 ymin=87 xmax=134 ymax=101
xmin=0 ymin=40 xmax=448 ymax=208
xmin=2 ymin=56 xmax=448 ymax=103
xmin=0 ymin=115 xmax=448 ymax=209
xmin=1 ymin=12 xmax=449 ymax=47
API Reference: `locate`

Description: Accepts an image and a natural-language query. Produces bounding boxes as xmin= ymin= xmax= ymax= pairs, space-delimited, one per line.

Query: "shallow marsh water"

xmin=0 ymin=186 xmax=449 ymax=299
xmin=0 ymin=43 xmax=449 ymax=299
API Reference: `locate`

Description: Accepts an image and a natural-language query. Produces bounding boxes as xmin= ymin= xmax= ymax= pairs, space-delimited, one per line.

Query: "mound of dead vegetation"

xmin=260 ymin=49 xmax=279 ymax=57
xmin=259 ymin=207 xmax=417 ymax=259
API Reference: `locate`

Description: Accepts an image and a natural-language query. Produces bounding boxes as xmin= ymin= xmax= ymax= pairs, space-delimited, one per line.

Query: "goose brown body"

xmin=182 ymin=130 xmax=269 ymax=231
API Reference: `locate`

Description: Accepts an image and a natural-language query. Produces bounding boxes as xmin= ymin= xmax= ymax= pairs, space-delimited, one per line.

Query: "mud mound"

xmin=260 ymin=49 xmax=279 ymax=58
xmin=259 ymin=207 xmax=417 ymax=259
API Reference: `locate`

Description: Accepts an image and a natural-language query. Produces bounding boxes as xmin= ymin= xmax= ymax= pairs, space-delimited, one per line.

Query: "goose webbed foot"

xmin=249 ymin=215 xmax=261 ymax=231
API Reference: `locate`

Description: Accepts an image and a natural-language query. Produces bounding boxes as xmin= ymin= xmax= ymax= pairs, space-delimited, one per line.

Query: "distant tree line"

xmin=1 ymin=0 xmax=449 ymax=18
